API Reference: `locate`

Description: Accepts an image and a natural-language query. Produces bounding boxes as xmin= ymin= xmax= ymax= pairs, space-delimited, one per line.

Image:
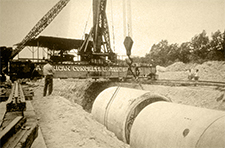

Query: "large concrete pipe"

xmin=91 ymin=86 xmax=170 ymax=143
xmin=130 ymin=102 xmax=225 ymax=148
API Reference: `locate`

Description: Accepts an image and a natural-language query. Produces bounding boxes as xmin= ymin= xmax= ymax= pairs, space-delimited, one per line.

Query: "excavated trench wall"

xmin=54 ymin=79 xmax=225 ymax=113
xmin=54 ymin=79 xmax=143 ymax=112
xmin=54 ymin=79 xmax=225 ymax=147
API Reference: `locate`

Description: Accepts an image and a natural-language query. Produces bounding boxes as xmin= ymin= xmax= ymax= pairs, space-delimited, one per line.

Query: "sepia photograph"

xmin=0 ymin=0 xmax=225 ymax=148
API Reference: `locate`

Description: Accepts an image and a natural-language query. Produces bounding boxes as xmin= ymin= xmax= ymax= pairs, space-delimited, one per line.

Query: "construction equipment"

xmin=78 ymin=0 xmax=117 ymax=64
xmin=3 ymin=0 xmax=151 ymax=81
xmin=1 ymin=0 xmax=70 ymax=81
xmin=10 ymin=0 xmax=70 ymax=59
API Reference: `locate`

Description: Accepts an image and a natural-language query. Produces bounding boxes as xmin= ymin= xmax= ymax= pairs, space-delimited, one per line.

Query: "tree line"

xmin=132 ymin=30 xmax=225 ymax=66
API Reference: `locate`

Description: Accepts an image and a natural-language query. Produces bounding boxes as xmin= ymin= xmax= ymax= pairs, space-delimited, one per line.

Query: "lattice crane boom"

xmin=10 ymin=0 xmax=70 ymax=59
xmin=78 ymin=0 xmax=116 ymax=62
xmin=93 ymin=0 xmax=112 ymax=53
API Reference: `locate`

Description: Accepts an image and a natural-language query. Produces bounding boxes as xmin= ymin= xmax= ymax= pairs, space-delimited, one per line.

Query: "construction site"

xmin=8 ymin=61 xmax=225 ymax=148
xmin=0 ymin=0 xmax=225 ymax=148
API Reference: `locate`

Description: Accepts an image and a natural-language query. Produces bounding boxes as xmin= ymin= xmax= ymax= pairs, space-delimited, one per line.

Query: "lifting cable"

xmin=123 ymin=0 xmax=132 ymax=38
xmin=123 ymin=0 xmax=127 ymax=38
xmin=127 ymin=0 xmax=132 ymax=37
xmin=124 ymin=0 xmax=135 ymax=78
xmin=123 ymin=0 xmax=143 ymax=90
xmin=110 ymin=0 xmax=116 ymax=52
xmin=82 ymin=7 xmax=92 ymax=39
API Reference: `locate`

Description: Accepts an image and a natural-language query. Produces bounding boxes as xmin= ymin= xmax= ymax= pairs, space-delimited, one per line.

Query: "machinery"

xmin=1 ymin=0 xmax=152 ymax=81
xmin=0 ymin=46 xmax=41 ymax=82
xmin=9 ymin=0 xmax=70 ymax=60
xmin=10 ymin=0 xmax=115 ymax=65
xmin=0 ymin=47 xmax=12 ymax=82
xmin=1 ymin=0 xmax=70 ymax=82
xmin=78 ymin=0 xmax=117 ymax=63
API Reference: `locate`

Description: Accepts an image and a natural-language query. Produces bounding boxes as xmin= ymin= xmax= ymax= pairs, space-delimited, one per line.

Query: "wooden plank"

xmin=0 ymin=116 xmax=23 ymax=146
xmin=0 ymin=102 xmax=7 ymax=126
xmin=1 ymin=100 xmax=39 ymax=148
xmin=3 ymin=126 xmax=27 ymax=148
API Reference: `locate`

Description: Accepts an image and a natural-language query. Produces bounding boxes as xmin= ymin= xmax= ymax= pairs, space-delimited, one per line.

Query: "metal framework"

xmin=10 ymin=0 xmax=70 ymax=59
xmin=6 ymin=81 xmax=26 ymax=112
xmin=78 ymin=0 xmax=116 ymax=62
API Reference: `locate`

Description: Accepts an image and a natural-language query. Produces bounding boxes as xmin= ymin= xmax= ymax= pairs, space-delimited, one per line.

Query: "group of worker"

xmin=188 ymin=69 xmax=199 ymax=81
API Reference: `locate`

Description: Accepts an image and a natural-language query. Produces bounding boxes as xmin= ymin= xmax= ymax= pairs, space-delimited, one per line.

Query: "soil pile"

xmin=195 ymin=61 xmax=225 ymax=81
xmin=166 ymin=62 xmax=191 ymax=71
xmin=160 ymin=61 xmax=225 ymax=81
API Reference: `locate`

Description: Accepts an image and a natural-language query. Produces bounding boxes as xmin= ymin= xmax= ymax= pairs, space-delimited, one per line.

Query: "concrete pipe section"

xmin=91 ymin=86 xmax=170 ymax=143
xmin=130 ymin=102 xmax=225 ymax=148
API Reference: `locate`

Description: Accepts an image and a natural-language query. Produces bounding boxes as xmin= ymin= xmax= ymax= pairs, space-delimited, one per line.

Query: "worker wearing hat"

xmin=43 ymin=59 xmax=54 ymax=96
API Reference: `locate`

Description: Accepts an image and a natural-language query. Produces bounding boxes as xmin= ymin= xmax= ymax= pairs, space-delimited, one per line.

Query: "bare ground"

xmin=32 ymin=80 xmax=129 ymax=148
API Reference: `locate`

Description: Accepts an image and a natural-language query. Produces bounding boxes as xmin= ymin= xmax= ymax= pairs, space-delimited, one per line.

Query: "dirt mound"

xmin=32 ymin=84 xmax=129 ymax=148
xmin=166 ymin=62 xmax=190 ymax=71
xmin=195 ymin=61 xmax=225 ymax=81
xmin=162 ymin=61 xmax=225 ymax=81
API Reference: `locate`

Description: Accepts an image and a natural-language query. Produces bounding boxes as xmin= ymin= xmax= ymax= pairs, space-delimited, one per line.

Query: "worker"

xmin=31 ymin=64 xmax=42 ymax=80
xmin=5 ymin=73 xmax=12 ymax=86
xmin=43 ymin=59 xmax=54 ymax=96
xmin=1 ymin=67 xmax=12 ymax=87
xmin=134 ymin=64 xmax=140 ymax=79
xmin=194 ymin=69 xmax=199 ymax=81
xmin=188 ymin=69 xmax=192 ymax=80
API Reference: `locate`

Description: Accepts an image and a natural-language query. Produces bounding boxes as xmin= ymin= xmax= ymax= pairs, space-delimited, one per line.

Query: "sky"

xmin=0 ymin=0 xmax=224 ymax=58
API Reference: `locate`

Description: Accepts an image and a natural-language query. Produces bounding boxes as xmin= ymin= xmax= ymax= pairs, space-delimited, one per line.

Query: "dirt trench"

xmin=30 ymin=78 xmax=225 ymax=148
xmin=30 ymin=61 xmax=225 ymax=148
xmin=53 ymin=79 xmax=225 ymax=113
xmin=53 ymin=79 xmax=142 ymax=112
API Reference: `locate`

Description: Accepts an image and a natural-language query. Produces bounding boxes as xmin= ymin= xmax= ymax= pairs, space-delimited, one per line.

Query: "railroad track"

xmin=0 ymin=81 xmax=38 ymax=148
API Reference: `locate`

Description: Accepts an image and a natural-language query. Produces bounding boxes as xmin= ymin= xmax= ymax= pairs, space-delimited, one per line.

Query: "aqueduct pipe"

xmin=91 ymin=86 xmax=170 ymax=143
xmin=130 ymin=101 xmax=225 ymax=148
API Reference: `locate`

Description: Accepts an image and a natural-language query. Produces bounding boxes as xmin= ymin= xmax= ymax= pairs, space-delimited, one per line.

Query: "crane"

xmin=11 ymin=0 xmax=116 ymax=64
xmin=4 ymin=0 xmax=148 ymax=80
xmin=78 ymin=0 xmax=117 ymax=63
xmin=10 ymin=0 xmax=70 ymax=59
